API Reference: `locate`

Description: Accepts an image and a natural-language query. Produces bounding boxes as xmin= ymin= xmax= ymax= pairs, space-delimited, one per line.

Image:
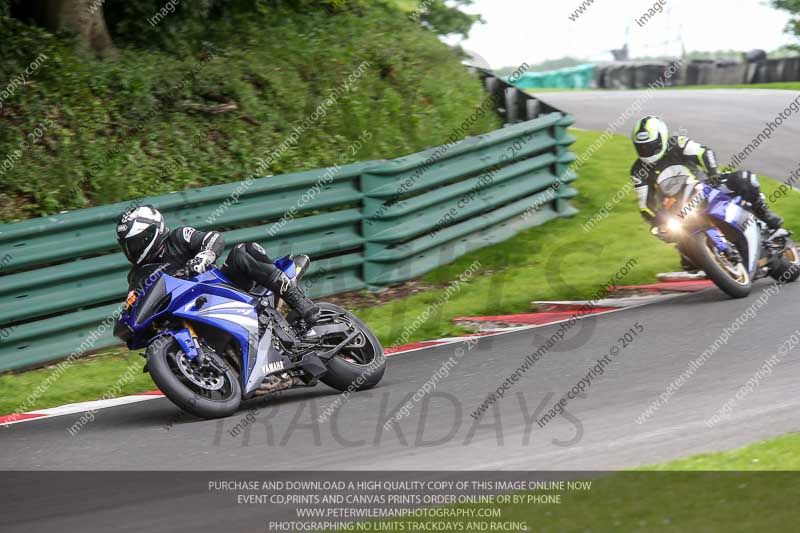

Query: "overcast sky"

xmin=449 ymin=0 xmax=796 ymax=68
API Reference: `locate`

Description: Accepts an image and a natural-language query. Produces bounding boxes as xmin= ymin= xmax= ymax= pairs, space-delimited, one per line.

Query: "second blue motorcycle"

xmin=652 ymin=165 xmax=800 ymax=298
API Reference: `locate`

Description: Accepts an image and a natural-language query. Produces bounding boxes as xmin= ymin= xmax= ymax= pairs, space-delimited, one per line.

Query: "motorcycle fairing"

xmin=173 ymin=328 xmax=198 ymax=359
xmin=124 ymin=256 xmax=301 ymax=392
xmin=703 ymin=191 xmax=761 ymax=274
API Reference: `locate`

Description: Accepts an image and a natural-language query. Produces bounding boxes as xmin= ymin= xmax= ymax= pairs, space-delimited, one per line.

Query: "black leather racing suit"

xmin=127 ymin=226 xmax=224 ymax=291
xmin=630 ymin=135 xmax=766 ymax=225
xmin=127 ymin=231 xmax=320 ymax=324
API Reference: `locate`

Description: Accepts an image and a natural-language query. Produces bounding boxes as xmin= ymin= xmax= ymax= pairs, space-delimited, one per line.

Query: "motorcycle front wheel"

xmin=147 ymin=337 xmax=241 ymax=419
xmin=685 ymin=231 xmax=752 ymax=299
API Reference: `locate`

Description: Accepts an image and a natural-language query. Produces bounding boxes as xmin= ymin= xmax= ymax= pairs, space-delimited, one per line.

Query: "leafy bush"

xmin=0 ymin=2 xmax=499 ymax=221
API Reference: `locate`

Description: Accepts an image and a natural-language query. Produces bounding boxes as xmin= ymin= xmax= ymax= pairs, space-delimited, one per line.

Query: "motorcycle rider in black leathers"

xmin=116 ymin=205 xmax=320 ymax=325
xmin=630 ymin=116 xmax=784 ymax=269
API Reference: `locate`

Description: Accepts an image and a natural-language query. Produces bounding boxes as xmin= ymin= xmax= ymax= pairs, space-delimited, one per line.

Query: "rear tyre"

xmin=685 ymin=232 xmax=752 ymax=299
xmin=314 ymin=303 xmax=385 ymax=392
xmin=769 ymin=238 xmax=800 ymax=283
xmin=147 ymin=337 xmax=241 ymax=420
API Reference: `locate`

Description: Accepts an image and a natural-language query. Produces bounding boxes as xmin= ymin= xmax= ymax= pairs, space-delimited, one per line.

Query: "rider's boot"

xmin=268 ymin=270 xmax=321 ymax=326
xmin=752 ymin=196 xmax=784 ymax=231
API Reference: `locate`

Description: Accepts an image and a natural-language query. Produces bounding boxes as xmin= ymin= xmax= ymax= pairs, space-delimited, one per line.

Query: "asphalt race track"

xmin=543 ymin=89 xmax=800 ymax=184
xmin=2 ymin=280 xmax=799 ymax=473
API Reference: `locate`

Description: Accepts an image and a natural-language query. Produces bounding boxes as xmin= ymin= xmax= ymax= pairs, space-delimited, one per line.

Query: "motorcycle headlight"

xmin=666 ymin=218 xmax=683 ymax=234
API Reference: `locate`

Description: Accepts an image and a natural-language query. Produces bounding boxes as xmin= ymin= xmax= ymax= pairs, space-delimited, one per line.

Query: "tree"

xmin=8 ymin=0 xmax=114 ymax=56
xmin=413 ymin=0 xmax=482 ymax=38
xmin=772 ymin=0 xmax=800 ymax=50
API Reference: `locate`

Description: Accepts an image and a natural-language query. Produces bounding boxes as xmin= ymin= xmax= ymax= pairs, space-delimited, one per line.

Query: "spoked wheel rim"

xmin=783 ymin=245 xmax=800 ymax=266
xmin=316 ymin=312 xmax=378 ymax=367
xmin=336 ymin=330 xmax=376 ymax=366
xmin=165 ymin=346 xmax=237 ymax=402
xmin=707 ymin=238 xmax=750 ymax=286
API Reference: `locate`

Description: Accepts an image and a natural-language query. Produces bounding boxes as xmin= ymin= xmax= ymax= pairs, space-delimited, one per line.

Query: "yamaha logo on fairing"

xmin=263 ymin=361 xmax=284 ymax=374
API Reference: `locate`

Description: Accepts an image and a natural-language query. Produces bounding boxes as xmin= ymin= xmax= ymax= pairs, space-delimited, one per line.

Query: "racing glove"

xmin=186 ymin=250 xmax=216 ymax=274
xmin=706 ymin=173 xmax=723 ymax=187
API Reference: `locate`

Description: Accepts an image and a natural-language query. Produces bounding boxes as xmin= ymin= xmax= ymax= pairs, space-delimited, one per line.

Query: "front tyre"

xmin=147 ymin=337 xmax=241 ymax=419
xmin=769 ymin=238 xmax=800 ymax=283
xmin=685 ymin=232 xmax=752 ymax=299
xmin=315 ymin=303 xmax=386 ymax=392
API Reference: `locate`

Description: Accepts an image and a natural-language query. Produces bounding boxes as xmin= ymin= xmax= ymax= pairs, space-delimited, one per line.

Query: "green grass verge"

xmin=3 ymin=129 xmax=799 ymax=415
xmin=644 ymin=431 xmax=800 ymax=471
xmin=339 ymin=433 xmax=800 ymax=533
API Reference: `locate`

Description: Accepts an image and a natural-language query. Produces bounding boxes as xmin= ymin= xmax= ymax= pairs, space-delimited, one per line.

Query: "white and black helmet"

xmin=116 ymin=205 xmax=168 ymax=265
xmin=632 ymin=116 xmax=669 ymax=164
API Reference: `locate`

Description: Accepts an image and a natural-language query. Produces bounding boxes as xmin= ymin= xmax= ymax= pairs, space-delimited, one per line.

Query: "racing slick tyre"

xmin=769 ymin=238 xmax=800 ymax=283
xmin=147 ymin=336 xmax=241 ymax=419
xmin=685 ymin=232 xmax=752 ymax=299
xmin=315 ymin=303 xmax=386 ymax=392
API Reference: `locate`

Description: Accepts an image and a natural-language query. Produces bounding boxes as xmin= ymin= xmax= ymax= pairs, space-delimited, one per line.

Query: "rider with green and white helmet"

xmin=630 ymin=115 xmax=783 ymax=231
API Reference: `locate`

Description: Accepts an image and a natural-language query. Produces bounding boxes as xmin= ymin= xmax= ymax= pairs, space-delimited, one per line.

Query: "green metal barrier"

xmin=510 ymin=64 xmax=597 ymax=90
xmin=0 ymin=113 xmax=578 ymax=372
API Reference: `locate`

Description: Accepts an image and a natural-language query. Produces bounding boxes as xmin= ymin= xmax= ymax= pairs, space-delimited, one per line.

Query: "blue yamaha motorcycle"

xmin=114 ymin=255 xmax=385 ymax=419
xmin=653 ymin=166 xmax=800 ymax=298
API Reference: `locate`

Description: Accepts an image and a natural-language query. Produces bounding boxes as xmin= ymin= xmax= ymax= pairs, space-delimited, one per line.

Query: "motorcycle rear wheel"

xmin=148 ymin=337 xmax=241 ymax=419
xmin=314 ymin=303 xmax=386 ymax=392
xmin=769 ymin=238 xmax=800 ymax=283
xmin=685 ymin=232 xmax=752 ymax=299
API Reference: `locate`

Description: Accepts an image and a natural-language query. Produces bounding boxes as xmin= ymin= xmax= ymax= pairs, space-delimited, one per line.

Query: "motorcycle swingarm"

xmin=317 ymin=329 xmax=361 ymax=361
xmin=287 ymin=328 xmax=362 ymax=382
xmin=308 ymin=322 xmax=352 ymax=337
